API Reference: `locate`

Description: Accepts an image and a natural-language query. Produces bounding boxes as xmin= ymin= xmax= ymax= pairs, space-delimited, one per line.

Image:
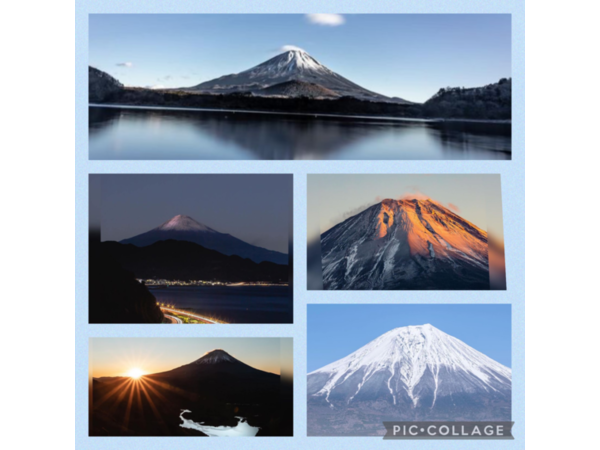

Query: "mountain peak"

xmin=259 ymin=49 xmax=326 ymax=73
xmin=194 ymin=349 xmax=239 ymax=365
xmin=309 ymin=324 xmax=511 ymax=412
xmin=321 ymin=195 xmax=489 ymax=289
xmin=186 ymin=49 xmax=405 ymax=102
xmin=155 ymin=214 xmax=216 ymax=233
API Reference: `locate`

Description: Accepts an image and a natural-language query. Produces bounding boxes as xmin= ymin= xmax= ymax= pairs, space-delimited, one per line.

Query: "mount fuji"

xmin=186 ymin=49 xmax=409 ymax=103
xmin=91 ymin=348 xmax=292 ymax=436
xmin=320 ymin=198 xmax=490 ymax=290
xmin=119 ymin=214 xmax=287 ymax=265
xmin=307 ymin=324 xmax=511 ymax=436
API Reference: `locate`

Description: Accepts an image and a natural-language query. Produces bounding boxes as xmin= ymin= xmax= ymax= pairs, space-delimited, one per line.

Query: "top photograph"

xmin=88 ymin=14 xmax=511 ymax=161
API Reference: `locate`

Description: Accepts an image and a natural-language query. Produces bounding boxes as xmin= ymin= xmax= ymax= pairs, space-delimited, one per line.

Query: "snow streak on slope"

xmin=309 ymin=324 xmax=511 ymax=409
xmin=187 ymin=50 xmax=409 ymax=103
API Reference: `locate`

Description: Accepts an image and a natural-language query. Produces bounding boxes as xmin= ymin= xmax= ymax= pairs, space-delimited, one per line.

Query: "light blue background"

xmin=76 ymin=1 xmax=524 ymax=449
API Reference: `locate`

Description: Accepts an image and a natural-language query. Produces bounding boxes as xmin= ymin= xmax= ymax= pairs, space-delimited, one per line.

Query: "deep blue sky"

xmin=89 ymin=14 xmax=511 ymax=103
xmin=308 ymin=304 xmax=511 ymax=372
xmin=94 ymin=174 xmax=292 ymax=253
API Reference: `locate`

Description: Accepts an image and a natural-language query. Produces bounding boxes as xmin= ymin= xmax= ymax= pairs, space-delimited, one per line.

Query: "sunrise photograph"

xmin=89 ymin=338 xmax=293 ymax=436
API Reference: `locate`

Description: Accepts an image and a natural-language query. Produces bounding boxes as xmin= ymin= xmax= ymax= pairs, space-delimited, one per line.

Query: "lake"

xmin=89 ymin=105 xmax=511 ymax=160
xmin=150 ymin=285 xmax=292 ymax=324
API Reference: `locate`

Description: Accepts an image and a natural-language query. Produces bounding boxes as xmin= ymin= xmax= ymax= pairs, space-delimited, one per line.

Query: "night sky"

xmin=91 ymin=174 xmax=292 ymax=254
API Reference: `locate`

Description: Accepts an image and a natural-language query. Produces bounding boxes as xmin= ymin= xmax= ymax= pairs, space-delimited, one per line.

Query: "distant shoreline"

xmin=90 ymin=103 xmax=511 ymax=125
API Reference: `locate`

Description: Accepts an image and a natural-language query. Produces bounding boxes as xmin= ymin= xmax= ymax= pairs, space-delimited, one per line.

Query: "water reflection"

xmin=89 ymin=106 xmax=511 ymax=160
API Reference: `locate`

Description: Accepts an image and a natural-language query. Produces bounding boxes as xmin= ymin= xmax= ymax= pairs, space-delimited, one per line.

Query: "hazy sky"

xmin=308 ymin=304 xmax=511 ymax=372
xmin=90 ymin=338 xmax=293 ymax=378
xmin=93 ymin=174 xmax=292 ymax=253
xmin=308 ymin=174 xmax=503 ymax=236
xmin=89 ymin=14 xmax=511 ymax=103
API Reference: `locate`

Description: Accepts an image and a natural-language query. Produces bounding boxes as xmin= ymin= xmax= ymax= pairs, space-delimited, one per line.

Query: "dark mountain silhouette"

xmin=101 ymin=239 xmax=288 ymax=283
xmin=91 ymin=349 xmax=293 ymax=436
xmin=89 ymin=241 xmax=164 ymax=323
xmin=120 ymin=214 xmax=288 ymax=265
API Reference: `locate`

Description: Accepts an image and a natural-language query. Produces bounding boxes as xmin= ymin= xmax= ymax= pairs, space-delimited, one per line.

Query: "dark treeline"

xmin=422 ymin=78 xmax=512 ymax=120
xmin=90 ymin=67 xmax=511 ymax=120
xmin=101 ymin=87 xmax=422 ymax=118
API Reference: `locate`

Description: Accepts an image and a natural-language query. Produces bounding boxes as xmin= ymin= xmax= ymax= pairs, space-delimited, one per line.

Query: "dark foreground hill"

xmin=91 ymin=349 xmax=293 ymax=436
xmin=89 ymin=66 xmax=123 ymax=103
xmin=101 ymin=239 xmax=289 ymax=283
xmin=89 ymin=241 xmax=164 ymax=323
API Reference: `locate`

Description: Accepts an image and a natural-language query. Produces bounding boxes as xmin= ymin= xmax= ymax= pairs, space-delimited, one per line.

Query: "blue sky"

xmin=89 ymin=14 xmax=511 ymax=103
xmin=307 ymin=304 xmax=511 ymax=372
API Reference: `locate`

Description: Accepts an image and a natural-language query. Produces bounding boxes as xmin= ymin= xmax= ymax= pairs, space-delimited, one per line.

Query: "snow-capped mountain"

xmin=187 ymin=49 xmax=409 ymax=103
xmin=119 ymin=214 xmax=287 ymax=265
xmin=193 ymin=349 xmax=243 ymax=365
xmin=307 ymin=324 xmax=511 ymax=435
xmin=147 ymin=348 xmax=281 ymax=387
xmin=320 ymin=199 xmax=490 ymax=290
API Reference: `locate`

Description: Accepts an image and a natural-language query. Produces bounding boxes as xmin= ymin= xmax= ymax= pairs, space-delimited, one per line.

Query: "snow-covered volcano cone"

xmin=186 ymin=50 xmax=409 ymax=103
xmin=320 ymin=198 xmax=491 ymax=290
xmin=307 ymin=324 xmax=511 ymax=435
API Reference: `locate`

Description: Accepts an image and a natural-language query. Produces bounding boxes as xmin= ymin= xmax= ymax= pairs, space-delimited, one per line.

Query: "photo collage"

xmin=80 ymin=12 xmax=521 ymax=445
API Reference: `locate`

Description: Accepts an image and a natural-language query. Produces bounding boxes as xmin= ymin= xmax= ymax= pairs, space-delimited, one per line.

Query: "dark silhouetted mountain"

xmin=101 ymin=239 xmax=288 ymax=283
xmin=91 ymin=349 xmax=292 ymax=436
xmin=149 ymin=349 xmax=280 ymax=398
xmin=321 ymin=198 xmax=490 ymax=290
xmin=423 ymin=78 xmax=511 ymax=120
xmin=186 ymin=49 xmax=410 ymax=104
xmin=89 ymin=66 xmax=123 ymax=103
xmin=88 ymin=242 xmax=164 ymax=323
xmin=120 ymin=214 xmax=288 ymax=265
xmin=307 ymin=324 xmax=511 ymax=436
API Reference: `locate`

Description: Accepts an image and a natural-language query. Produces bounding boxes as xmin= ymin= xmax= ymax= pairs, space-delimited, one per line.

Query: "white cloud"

xmin=146 ymin=84 xmax=165 ymax=90
xmin=116 ymin=62 xmax=133 ymax=68
xmin=279 ymin=45 xmax=305 ymax=53
xmin=306 ymin=14 xmax=345 ymax=26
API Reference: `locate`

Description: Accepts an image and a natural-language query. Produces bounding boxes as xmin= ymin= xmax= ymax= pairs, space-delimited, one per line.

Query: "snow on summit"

xmin=194 ymin=349 xmax=239 ymax=365
xmin=187 ymin=50 xmax=409 ymax=103
xmin=156 ymin=214 xmax=216 ymax=232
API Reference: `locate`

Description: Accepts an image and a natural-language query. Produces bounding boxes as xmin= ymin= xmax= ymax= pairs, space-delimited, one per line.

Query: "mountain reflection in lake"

xmin=89 ymin=106 xmax=511 ymax=160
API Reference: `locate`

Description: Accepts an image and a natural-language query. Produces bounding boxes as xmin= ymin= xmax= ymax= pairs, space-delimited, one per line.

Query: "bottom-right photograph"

xmin=307 ymin=304 xmax=512 ymax=437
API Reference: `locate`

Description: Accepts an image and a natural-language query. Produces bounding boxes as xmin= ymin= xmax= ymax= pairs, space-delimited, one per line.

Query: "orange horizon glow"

xmin=89 ymin=339 xmax=292 ymax=379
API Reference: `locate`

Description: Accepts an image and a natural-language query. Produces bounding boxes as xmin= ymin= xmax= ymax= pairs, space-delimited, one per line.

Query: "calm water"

xmin=150 ymin=285 xmax=292 ymax=324
xmin=89 ymin=105 xmax=511 ymax=160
